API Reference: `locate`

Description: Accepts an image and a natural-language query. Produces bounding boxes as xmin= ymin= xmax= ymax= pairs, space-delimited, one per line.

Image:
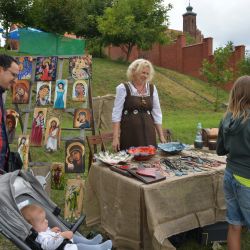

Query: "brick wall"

xmin=105 ymin=35 xmax=245 ymax=87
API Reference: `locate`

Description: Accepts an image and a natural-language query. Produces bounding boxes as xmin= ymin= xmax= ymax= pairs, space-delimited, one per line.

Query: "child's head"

xmin=227 ymin=75 xmax=250 ymax=120
xmin=21 ymin=204 xmax=48 ymax=232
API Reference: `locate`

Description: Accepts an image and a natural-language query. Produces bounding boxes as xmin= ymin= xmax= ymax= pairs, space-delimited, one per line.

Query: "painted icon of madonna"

xmin=73 ymin=108 xmax=91 ymax=129
xmin=72 ymin=80 xmax=88 ymax=102
xmin=65 ymin=140 xmax=85 ymax=174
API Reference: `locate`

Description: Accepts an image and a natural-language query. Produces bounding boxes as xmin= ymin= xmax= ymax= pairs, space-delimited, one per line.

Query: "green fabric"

xmin=234 ymin=174 xmax=250 ymax=187
xmin=19 ymin=28 xmax=85 ymax=56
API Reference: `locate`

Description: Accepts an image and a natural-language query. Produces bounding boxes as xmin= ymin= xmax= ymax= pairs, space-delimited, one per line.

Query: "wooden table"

xmin=84 ymin=151 xmax=226 ymax=250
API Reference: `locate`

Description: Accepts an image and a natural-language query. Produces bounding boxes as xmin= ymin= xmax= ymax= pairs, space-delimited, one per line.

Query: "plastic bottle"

xmin=194 ymin=122 xmax=203 ymax=149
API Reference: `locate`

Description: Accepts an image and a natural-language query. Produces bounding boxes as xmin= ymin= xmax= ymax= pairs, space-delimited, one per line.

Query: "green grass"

xmin=0 ymin=49 xmax=240 ymax=249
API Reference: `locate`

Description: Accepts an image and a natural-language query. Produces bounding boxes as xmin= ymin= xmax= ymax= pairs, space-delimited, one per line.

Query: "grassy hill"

xmin=91 ymin=58 xmax=229 ymax=143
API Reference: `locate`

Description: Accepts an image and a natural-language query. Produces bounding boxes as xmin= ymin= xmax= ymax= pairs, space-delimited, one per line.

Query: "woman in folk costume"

xmin=112 ymin=59 xmax=166 ymax=151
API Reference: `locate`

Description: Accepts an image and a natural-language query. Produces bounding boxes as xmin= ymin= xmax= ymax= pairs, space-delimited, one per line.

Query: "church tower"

xmin=182 ymin=2 xmax=203 ymax=43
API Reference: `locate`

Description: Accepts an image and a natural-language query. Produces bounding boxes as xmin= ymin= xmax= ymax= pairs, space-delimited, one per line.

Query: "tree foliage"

xmin=201 ymin=42 xmax=234 ymax=111
xmin=74 ymin=0 xmax=113 ymax=38
xmin=98 ymin=0 xmax=172 ymax=60
xmin=27 ymin=0 xmax=78 ymax=34
xmin=0 ymin=0 xmax=32 ymax=31
xmin=237 ymin=55 xmax=250 ymax=76
xmin=73 ymin=0 xmax=113 ymax=57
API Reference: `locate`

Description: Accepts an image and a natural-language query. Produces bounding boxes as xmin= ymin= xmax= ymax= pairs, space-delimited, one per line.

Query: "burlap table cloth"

xmin=84 ymin=155 xmax=226 ymax=250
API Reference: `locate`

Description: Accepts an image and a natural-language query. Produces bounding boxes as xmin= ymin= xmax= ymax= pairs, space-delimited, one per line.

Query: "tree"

xmin=201 ymin=42 xmax=234 ymax=111
xmin=73 ymin=0 xmax=113 ymax=56
xmin=0 ymin=0 xmax=32 ymax=32
xmin=98 ymin=0 xmax=172 ymax=60
xmin=237 ymin=54 xmax=250 ymax=76
xmin=26 ymin=0 xmax=78 ymax=34
xmin=74 ymin=0 xmax=113 ymax=38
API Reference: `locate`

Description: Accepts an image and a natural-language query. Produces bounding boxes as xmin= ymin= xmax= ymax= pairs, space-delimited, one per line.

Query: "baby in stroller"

xmin=21 ymin=204 xmax=112 ymax=250
xmin=0 ymin=170 xmax=112 ymax=250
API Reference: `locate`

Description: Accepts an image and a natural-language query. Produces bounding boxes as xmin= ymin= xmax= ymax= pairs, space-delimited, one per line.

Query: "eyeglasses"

xmin=7 ymin=69 xmax=18 ymax=79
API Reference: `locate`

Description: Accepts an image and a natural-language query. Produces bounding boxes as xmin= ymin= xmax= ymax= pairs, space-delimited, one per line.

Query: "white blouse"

xmin=112 ymin=82 xmax=163 ymax=124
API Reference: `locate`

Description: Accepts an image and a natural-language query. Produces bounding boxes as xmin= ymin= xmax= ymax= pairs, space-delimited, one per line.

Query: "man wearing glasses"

xmin=0 ymin=54 xmax=19 ymax=171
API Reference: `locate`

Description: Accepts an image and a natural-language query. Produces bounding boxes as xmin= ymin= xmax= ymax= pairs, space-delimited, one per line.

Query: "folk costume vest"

xmin=120 ymin=83 xmax=156 ymax=150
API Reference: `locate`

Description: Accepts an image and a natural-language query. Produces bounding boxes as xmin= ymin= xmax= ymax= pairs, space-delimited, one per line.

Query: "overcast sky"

xmin=165 ymin=0 xmax=250 ymax=53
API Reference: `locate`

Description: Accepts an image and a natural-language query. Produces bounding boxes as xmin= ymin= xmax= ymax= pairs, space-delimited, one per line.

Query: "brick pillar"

xmin=176 ymin=34 xmax=186 ymax=72
xmin=234 ymin=45 xmax=245 ymax=61
xmin=202 ymin=37 xmax=213 ymax=59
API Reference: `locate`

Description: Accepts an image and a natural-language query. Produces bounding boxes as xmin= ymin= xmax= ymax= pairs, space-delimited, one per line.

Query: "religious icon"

xmin=16 ymin=56 xmax=33 ymax=80
xmin=64 ymin=178 xmax=84 ymax=222
xmin=65 ymin=140 xmax=85 ymax=173
xmin=73 ymin=108 xmax=91 ymax=129
xmin=69 ymin=55 xmax=92 ymax=80
xmin=36 ymin=81 xmax=51 ymax=106
xmin=44 ymin=117 xmax=60 ymax=152
xmin=54 ymin=79 xmax=68 ymax=109
xmin=72 ymin=80 xmax=88 ymax=102
xmin=6 ymin=109 xmax=19 ymax=143
xmin=12 ymin=80 xmax=30 ymax=104
xmin=17 ymin=135 xmax=30 ymax=170
xmin=30 ymin=108 xmax=47 ymax=146
xmin=35 ymin=56 xmax=58 ymax=81
xmin=51 ymin=163 xmax=65 ymax=190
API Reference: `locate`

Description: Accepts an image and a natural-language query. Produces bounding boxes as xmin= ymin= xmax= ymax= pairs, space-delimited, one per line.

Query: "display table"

xmin=84 ymin=151 xmax=226 ymax=250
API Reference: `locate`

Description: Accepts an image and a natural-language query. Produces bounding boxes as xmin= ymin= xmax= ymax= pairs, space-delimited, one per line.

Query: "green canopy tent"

xmin=19 ymin=28 xmax=85 ymax=56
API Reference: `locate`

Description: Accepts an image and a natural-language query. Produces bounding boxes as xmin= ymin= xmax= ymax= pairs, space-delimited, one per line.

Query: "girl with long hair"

xmin=217 ymin=75 xmax=250 ymax=250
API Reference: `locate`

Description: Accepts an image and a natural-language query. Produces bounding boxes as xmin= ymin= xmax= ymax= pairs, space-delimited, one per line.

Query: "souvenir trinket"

xmin=94 ymin=151 xmax=133 ymax=166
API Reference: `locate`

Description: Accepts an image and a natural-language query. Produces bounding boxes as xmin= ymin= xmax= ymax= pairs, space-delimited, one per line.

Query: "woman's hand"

xmin=112 ymin=137 xmax=120 ymax=152
xmin=159 ymin=135 xmax=166 ymax=143
xmin=155 ymin=124 xmax=166 ymax=143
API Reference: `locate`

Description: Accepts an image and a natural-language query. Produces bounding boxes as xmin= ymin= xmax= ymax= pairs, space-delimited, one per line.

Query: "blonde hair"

xmin=21 ymin=204 xmax=45 ymax=226
xmin=227 ymin=75 xmax=250 ymax=121
xmin=126 ymin=59 xmax=154 ymax=82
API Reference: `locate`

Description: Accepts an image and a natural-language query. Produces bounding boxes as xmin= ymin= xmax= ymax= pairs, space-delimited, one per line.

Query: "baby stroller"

xmin=0 ymin=169 xmax=86 ymax=250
